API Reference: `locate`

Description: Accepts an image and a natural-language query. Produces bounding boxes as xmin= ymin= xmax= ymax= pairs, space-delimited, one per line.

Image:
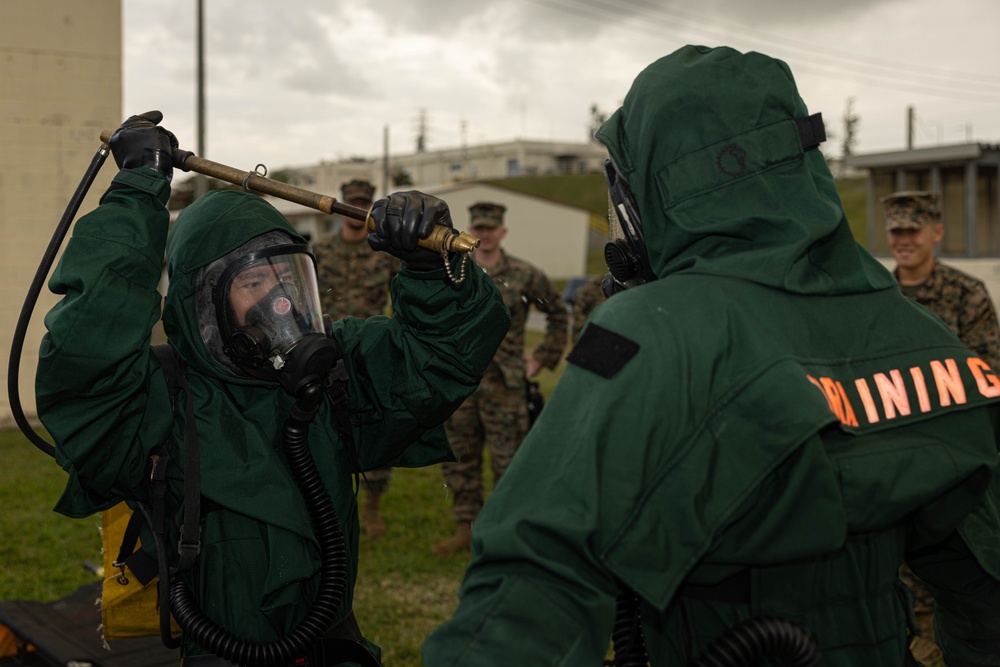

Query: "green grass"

xmin=838 ymin=176 xmax=869 ymax=245
xmin=486 ymin=172 xmax=610 ymax=220
xmin=488 ymin=172 xmax=872 ymax=264
xmin=488 ymin=173 xmax=868 ymax=234
xmin=0 ymin=428 xmax=102 ymax=601
xmin=352 ymin=465 xmax=475 ymax=665
xmin=354 ymin=466 xmax=480 ymax=667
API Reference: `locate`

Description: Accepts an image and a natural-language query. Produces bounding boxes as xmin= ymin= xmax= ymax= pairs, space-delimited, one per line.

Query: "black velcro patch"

xmin=567 ymin=323 xmax=640 ymax=378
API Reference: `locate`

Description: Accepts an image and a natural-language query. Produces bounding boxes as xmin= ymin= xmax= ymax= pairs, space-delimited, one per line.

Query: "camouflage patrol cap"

xmin=341 ymin=179 xmax=375 ymax=204
xmin=881 ymin=190 xmax=941 ymax=231
xmin=469 ymin=202 xmax=507 ymax=228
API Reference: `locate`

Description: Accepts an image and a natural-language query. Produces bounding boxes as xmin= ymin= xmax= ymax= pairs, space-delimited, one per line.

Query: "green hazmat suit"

xmin=36 ymin=168 xmax=510 ymax=662
xmin=422 ymin=46 xmax=1000 ymax=666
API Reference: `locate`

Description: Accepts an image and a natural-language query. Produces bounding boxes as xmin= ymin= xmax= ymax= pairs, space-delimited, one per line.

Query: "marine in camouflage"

xmin=312 ymin=234 xmax=399 ymax=493
xmin=312 ymin=233 xmax=400 ymax=321
xmin=881 ymin=190 xmax=1000 ymax=664
xmin=884 ymin=191 xmax=1000 ymax=664
xmin=896 ymin=261 xmax=1000 ymax=372
xmin=442 ymin=250 xmax=568 ymax=521
xmin=571 ymin=275 xmax=607 ymax=345
xmin=442 ymin=365 xmax=527 ymax=521
xmin=894 ymin=258 xmax=1000 ymax=665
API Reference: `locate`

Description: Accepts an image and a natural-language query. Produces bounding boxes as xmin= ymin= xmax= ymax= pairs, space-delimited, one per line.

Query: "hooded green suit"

xmin=422 ymin=46 xmax=1000 ymax=666
xmin=36 ymin=169 xmax=509 ymax=662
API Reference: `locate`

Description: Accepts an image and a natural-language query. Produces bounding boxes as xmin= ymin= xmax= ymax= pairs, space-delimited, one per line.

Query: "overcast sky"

xmin=122 ymin=0 xmax=1000 ymax=176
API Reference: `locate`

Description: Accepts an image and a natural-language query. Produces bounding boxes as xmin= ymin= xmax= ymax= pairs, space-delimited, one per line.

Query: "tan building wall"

xmin=1 ymin=0 xmax=122 ymax=425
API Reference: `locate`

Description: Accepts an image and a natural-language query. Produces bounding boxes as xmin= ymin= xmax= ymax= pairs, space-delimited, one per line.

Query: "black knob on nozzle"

xmin=172 ymin=148 xmax=195 ymax=172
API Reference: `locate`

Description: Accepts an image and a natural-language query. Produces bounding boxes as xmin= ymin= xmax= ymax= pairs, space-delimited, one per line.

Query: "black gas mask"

xmin=602 ymin=157 xmax=655 ymax=296
xmin=214 ymin=244 xmax=340 ymax=394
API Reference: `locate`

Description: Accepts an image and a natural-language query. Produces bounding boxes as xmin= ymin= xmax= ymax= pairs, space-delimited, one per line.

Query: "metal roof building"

xmin=845 ymin=143 xmax=1000 ymax=258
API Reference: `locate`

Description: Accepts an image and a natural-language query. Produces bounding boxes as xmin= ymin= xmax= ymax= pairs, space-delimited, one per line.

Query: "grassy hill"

xmin=485 ymin=172 xmax=872 ymax=248
xmin=838 ymin=176 xmax=869 ymax=245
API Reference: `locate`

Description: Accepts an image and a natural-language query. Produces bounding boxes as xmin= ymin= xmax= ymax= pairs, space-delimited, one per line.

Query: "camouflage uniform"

xmin=312 ymin=234 xmax=400 ymax=321
xmin=892 ymin=259 xmax=1000 ymax=665
xmin=885 ymin=190 xmax=1000 ymax=664
xmin=570 ymin=275 xmax=607 ymax=345
xmin=896 ymin=261 xmax=1000 ymax=370
xmin=443 ymin=250 xmax=568 ymax=522
xmin=312 ymin=180 xmax=400 ymax=501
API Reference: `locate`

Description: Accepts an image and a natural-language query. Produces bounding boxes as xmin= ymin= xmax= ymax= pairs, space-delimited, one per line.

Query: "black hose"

xmin=7 ymin=145 xmax=110 ymax=458
xmin=607 ymin=589 xmax=649 ymax=667
xmin=691 ymin=615 xmax=822 ymax=667
xmin=169 ymin=381 xmax=347 ymax=666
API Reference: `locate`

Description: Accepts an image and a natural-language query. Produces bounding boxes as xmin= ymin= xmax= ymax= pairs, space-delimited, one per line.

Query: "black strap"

xmin=796 ymin=113 xmax=826 ymax=151
xmin=110 ymin=345 xmax=188 ymax=592
xmin=111 ymin=344 xmax=196 ymax=650
xmin=118 ymin=512 xmax=158 ymax=586
xmin=151 ymin=344 xmax=201 ymax=573
xmin=134 ymin=500 xmax=181 ymax=650
xmin=325 ymin=359 xmax=364 ymax=491
xmin=677 ymin=569 xmax=751 ymax=604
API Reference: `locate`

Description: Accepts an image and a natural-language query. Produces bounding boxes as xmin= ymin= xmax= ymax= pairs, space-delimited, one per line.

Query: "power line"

xmin=601 ymin=0 xmax=1000 ymax=88
xmin=533 ymin=0 xmax=1000 ymax=104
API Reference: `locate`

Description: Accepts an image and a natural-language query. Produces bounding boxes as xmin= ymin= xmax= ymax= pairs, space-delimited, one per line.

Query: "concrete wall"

xmin=1 ymin=0 xmax=122 ymax=425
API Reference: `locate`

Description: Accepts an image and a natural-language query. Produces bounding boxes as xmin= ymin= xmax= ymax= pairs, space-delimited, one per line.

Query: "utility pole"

xmin=415 ymin=109 xmax=427 ymax=153
xmin=460 ymin=119 xmax=468 ymax=179
xmin=194 ymin=0 xmax=208 ymax=199
xmin=906 ymin=105 xmax=914 ymax=150
xmin=382 ymin=125 xmax=389 ymax=197
xmin=841 ymin=97 xmax=859 ymax=177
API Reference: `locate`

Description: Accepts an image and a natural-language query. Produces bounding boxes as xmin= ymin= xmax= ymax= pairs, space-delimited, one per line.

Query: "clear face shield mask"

xmin=602 ymin=158 xmax=654 ymax=297
xmin=215 ymin=245 xmax=339 ymax=394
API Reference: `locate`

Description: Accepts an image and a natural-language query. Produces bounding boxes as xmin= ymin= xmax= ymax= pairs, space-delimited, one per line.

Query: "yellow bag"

xmin=101 ymin=345 xmax=192 ymax=642
xmin=100 ymin=501 xmax=180 ymax=640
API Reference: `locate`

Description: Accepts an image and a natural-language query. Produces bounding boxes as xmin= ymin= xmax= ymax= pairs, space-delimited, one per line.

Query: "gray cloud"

xmin=146 ymin=0 xmax=378 ymax=99
xmin=120 ymin=0 xmax=1000 ymax=171
xmin=655 ymin=0 xmax=903 ymax=27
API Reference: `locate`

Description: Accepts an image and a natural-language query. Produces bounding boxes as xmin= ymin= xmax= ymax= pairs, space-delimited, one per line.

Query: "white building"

xmin=270 ymin=182 xmax=593 ymax=281
xmin=264 ymin=139 xmax=607 ymax=280
xmin=846 ymin=143 xmax=1000 ymax=307
xmin=279 ymin=138 xmax=609 ymax=200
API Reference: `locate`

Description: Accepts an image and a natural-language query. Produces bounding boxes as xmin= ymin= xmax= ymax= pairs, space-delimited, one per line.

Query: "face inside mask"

xmin=214 ymin=245 xmax=326 ymax=380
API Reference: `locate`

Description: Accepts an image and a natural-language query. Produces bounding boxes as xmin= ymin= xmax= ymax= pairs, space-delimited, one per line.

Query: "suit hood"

xmin=162 ymin=190 xmax=306 ymax=381
xmin=595 ymin=45 xmax=895 ymax=296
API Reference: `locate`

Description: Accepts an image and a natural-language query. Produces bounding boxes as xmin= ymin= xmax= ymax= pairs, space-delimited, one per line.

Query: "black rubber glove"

xmin=108 ymin=110 xmax=179 ymax=182
xmin=368 ymin=191 xmax=453 ymax=270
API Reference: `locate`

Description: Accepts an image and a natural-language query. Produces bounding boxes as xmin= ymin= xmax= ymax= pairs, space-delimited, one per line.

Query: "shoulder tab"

xmin=567 ymin=323 xmax=640 ymax=378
